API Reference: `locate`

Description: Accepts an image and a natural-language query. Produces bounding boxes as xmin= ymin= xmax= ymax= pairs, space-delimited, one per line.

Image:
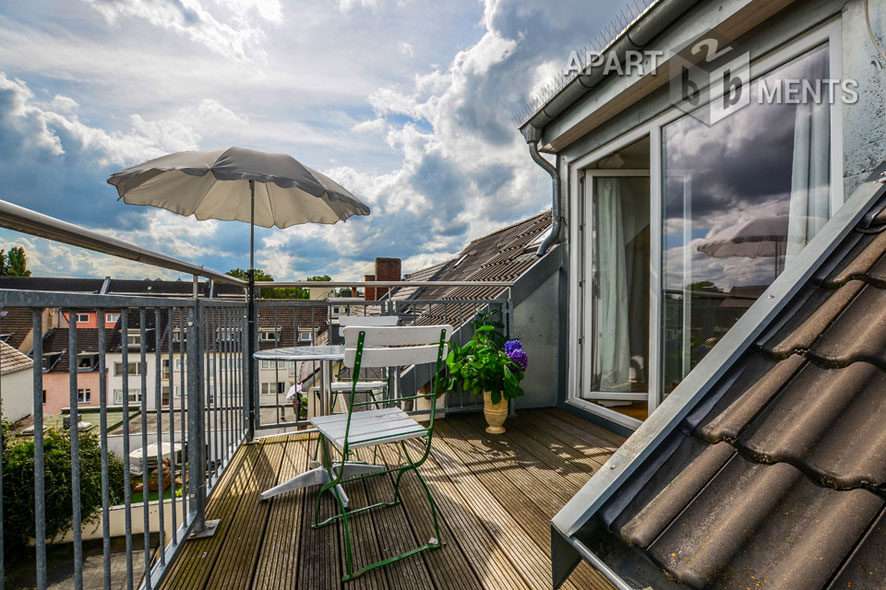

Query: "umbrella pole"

xmin=247 ymin=180 xmax=256 ymax=440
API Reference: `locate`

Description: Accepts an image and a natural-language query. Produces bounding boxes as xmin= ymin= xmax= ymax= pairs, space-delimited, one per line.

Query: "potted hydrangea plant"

xmin=444 ymin=308 xmax=527 ymax=433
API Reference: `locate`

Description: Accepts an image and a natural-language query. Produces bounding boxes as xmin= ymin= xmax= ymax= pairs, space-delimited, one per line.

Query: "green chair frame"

xmin=312 ymin=324 xmax=451 ymax=581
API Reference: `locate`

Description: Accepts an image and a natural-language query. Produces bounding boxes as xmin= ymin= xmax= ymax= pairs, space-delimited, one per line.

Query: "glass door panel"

xmin=582 ymin=172 xmax=650 ymax=420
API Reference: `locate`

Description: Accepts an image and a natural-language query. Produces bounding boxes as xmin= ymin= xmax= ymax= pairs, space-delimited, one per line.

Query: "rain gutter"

xmin=518 ymin=0 xmax=700 ymax=144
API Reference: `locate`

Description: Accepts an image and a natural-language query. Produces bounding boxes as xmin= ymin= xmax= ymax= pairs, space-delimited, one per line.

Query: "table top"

xmin=254 ymin=345 xmax=345 ymax=361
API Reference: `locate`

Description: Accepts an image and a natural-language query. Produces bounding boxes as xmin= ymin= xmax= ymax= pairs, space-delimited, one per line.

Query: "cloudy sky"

xmin=0 ymin=0 xmax=627 ymax=281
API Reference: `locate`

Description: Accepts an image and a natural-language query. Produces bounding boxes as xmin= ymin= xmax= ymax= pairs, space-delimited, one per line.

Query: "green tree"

xmin=3 ymin=430 xmax=125 ymax=558
xmin=0 ymin=246 xmax=31 ymax=277
xmin=225 ymin=269 xmax=333 ymax=299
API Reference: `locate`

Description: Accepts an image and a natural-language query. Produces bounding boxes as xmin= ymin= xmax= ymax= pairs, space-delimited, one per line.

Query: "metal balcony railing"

xmin=0 ymin=200 xmax=513 ymax=589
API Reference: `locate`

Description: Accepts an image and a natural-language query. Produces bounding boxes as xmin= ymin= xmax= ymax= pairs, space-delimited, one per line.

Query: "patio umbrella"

xmin=107 ymin=147 xmax=370 ymax=429
xmin=697 ymin=215 xmax=789 ymax=279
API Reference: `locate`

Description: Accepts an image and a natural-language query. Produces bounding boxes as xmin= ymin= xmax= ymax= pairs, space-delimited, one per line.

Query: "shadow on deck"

xmin=158 ymin=409 xmax=624 ymax=590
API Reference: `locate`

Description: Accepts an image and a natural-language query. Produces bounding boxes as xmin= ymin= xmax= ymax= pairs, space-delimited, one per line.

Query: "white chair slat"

xmin=337 ymin=315 xmax=398 ymax=336
xmin=345 ymin=344 xmax=447 ymax=369
xmin=309 ymin=381 xmax=387 ymax=393
xmin=311 ymin=408 xmax=425 ymax=450
xmin=342 ymin=325 xmax=452 ymax=347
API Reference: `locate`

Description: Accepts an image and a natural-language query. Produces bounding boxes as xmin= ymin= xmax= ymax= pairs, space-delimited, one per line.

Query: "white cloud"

xmin=81 ymin=0 xmax=271 ymax=63
xmin=398 ymin=41 xmax=414 ymax=58
xmin=337 ymin=0 xmax=382 ymax=13
xmin=0 ymin=0 xmax=624 ymax=281
xmin=351 ymin=118 xmax=387 ymax=134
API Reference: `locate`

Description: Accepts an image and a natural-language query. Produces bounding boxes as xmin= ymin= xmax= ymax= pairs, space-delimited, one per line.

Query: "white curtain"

xmin=595 ymin=178 xmax=631 ymax=390
xmin=787 ymin=52 xmax=830 ymax=257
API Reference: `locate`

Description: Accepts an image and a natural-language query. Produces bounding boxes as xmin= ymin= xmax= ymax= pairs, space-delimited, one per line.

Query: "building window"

xmin=172 ymin=329 xmax=186 ymax=343
xmin=298 ymin=330 xmax=313 ymax=343
xmin=77 ymin=354 xmax=96 ymax=371
xmin=259 ymin=329 xmax=279 ymax=342
xmin=261 ymin=382 xmax=286 ymax=395
xmin=126 ymin=331 xmax=141 ymax=349
xmin=77 ymin=388 xmax=91 ymax=403
xmin=113 ymin=389 xmax=141 ymax=405
xmin=161 ymin=358 xmax=170 ymax=379
xmin=42 ymin=390 xmax=46 ymax=404
xmin=114 ymin=361 xmax=142 ymax=376
xmin=105 ymin=312 xmax=120 ymax=324
xmin=76 ymin=313 xmax=90 ymax=324
xmin=41 ymin=353 xmax=62 ymax=372
xmin=217 ymin=329 xmax=238 ymax=343
xmin=661 ymin=44 xmax=832 ymax=394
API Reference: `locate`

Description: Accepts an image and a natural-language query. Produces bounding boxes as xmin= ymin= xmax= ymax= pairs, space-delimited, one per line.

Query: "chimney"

xmin=374 ymin=257 xmax=401 ymax=300
xmin=364 ymin=275 xmax=376 ymax=301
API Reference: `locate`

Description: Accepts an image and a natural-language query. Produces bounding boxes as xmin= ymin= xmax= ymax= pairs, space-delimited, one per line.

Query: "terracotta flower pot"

xmin=483 ymin=391 xmax=508 ymax=434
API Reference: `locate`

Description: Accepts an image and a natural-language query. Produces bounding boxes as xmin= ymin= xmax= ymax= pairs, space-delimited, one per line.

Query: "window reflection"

xmin=662 ymin=45 xmax=831 ymax=393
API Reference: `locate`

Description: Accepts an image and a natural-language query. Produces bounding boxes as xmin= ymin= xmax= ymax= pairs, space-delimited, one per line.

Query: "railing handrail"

xmin=256 ymin=280 xmax=514 ymax=288
xmin=0 ymin=199 xmax=246 ymax=287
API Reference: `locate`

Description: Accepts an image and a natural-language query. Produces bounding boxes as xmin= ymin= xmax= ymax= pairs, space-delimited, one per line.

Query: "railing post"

xmin=245 ymin=299 xmax=256 ymax=441
xmin=186 ymin=303 xmax=207 ymax=534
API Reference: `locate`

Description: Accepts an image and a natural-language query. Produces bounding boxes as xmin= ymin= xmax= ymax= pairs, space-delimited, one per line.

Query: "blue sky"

xmin=0 ymin=0 xmax=625 ymax=281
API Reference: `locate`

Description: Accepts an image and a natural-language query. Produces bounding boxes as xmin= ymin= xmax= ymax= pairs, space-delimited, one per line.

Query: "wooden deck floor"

xmin=159 ymin=409 xmax=624 ymax=590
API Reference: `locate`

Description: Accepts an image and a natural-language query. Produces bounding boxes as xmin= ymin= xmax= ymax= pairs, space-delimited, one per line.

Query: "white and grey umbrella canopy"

xmin=107 ymin=146 xmax=370 ymax=228
xmin=697 ymin=215 xmax=789 ymax=259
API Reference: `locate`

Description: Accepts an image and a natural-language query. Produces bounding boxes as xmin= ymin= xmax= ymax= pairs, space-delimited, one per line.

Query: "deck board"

xmin=158 ymin=409 xmax=624 ymax=590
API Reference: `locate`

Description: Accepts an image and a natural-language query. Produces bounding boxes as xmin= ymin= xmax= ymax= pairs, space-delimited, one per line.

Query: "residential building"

xmin=513 ymin=0 xmax=886 ymax=587
xmin=387 ymin=210 xmax=560 ymax=408
xmin=39 ymin=328 xmax=103 ymax=415
xmin=0 ymin=340 xmax=34 ymax=422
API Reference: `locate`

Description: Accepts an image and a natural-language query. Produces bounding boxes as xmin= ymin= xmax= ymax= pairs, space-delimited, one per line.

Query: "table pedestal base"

xmin=259 ymin=462 xmax=386 ymax=507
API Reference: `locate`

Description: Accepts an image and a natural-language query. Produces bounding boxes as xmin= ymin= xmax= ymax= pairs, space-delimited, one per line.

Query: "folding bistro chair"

xmin=309 ymin=315 xmax=398 ymax=411
xmin=310 ymin=324 xmax=452 ymax=581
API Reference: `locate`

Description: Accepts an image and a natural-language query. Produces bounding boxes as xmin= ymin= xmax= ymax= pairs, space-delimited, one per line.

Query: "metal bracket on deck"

xmin=188 ymin=519 xmax=221 ymax=539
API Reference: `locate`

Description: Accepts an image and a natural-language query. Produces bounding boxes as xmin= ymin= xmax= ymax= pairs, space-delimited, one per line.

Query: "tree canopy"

xmin=225 ymin=269 xmax=332 ymax=299
xmin=0 ymin=247 xmax=31 ymax=277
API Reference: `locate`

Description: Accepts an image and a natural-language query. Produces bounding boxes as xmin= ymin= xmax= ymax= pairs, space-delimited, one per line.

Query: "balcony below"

xmin=158 ymin=409 xmax=623 ymax=590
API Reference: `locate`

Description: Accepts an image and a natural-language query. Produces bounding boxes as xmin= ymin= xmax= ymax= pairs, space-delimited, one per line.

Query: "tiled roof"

xmin=388 ymin=210 xmax=552 ymax=325
xmin=41 ymin=328 xmax=102 ymax=373
xmin=0 ymin=277 xmax=243 ymax=298
xmin=0 ymin=340 xmax=33 ymax=375
xmin=594 ymin=200 xmax=886 ymax=589
xmin=0 ymin=307 xmax=34 ymax=350
xmin=256 ymin=304 xmax=329 ymax=350
xmin=0 ymin=277 xmax=104 ymax=293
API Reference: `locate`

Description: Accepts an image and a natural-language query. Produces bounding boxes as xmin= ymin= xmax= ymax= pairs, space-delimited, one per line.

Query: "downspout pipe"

xmin=526 ymin=127 xmax=561 ymax=257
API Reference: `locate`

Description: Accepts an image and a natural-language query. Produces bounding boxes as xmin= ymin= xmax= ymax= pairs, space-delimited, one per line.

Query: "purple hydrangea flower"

xmin=504 ymin=340 xmax=522 ymax=355
xmin=508 ymin=348 xmax=528 ymax=371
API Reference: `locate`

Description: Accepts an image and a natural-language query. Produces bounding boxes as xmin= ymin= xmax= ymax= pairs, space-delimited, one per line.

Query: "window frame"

xmin=565 ymin=20 xmax=843 ymax=430
xmin=77 ymin=388 xmax=91 ymax=403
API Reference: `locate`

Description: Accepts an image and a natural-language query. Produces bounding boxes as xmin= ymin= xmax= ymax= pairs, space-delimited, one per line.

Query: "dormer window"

xmin=126 ymin=331 xmax=141 ymax=349
xmin=41 ymin=352 xmax=63 ymax=372
xmin=76 ymin=313 xmax=90 ymax=324
xmin=77 ymin=354 xmax=97 ymax=371
xmin=259 ymin=328 xmax=280 ymax=342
